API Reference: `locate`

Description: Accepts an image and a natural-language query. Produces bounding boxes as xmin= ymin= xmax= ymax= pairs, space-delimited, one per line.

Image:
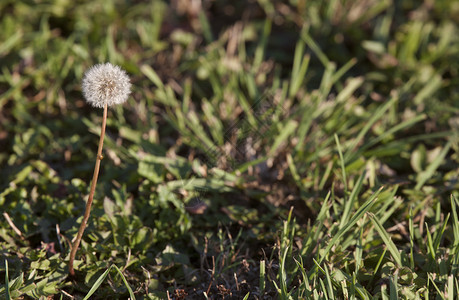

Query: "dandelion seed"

xmin=82 ymin=63 xmax=131 ymax=108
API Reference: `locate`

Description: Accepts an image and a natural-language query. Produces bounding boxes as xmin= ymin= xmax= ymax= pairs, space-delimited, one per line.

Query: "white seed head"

xmin=82 ymin=63 xmax=131 ymax=108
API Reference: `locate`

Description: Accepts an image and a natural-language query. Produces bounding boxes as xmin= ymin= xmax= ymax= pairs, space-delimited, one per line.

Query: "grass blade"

xmin=253 ymin=18 xmax=272 ymax=70
xmin=451 ymin=196 xmax=459 ymax=248
xmin=83 ymin=267 xmax=112 ymax=300
xmin=344 ymin=96 xmax=397 ymax=162
xmin=268 ymin=120 xmax=298 ymax=156
xmin=198 ymin=10 xmax=213 ymax=43
xmin=140 ymin=64 xmax=164 ymax=90
xmin=300 ymin=30 xmax=330 ymax=67
xmin=415 ymin=141 xmax=452 ymax=190
xmin=113 ymin=265 xmax=136 ymax=300
xmin=340 ymin=171 xmax=366 ymax=230
xmin=260 ymin=260 xmax=266 ymax=297
xmin=324 ymin=263 xmax=335 ymax=300
xmin=428 ymin=273 xmax=446 ymax=300
xmin=447 ymin=275 xmax=454 ymax=300
xmin=425 ymin=223 xmax=436 ymax=261
xmin=369 ymin=248 xmax=387 ymax=286
xmin=389 ymin=274 xmax=398 ymax=300
xmin=433 ymin=214 xmax=450 ymax=255
xmin=409 ymin=207 xmax=415 ymax=269
xmin=5 ymin=259 xmax=11 ymax=300
xmin=83 ymin=265 xmax=136 ymax=300
xmin=334 ymin=134 xmax=348 ymax=194
xmin=369 ymin=213 xmax=402 ymax=267
xmin=318 ymin=187 xmax=383 ymax=264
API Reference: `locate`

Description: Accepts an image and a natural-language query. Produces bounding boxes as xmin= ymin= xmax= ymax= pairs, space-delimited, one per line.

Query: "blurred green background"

xmin=1 ymin=0 xmax=459 ymax=298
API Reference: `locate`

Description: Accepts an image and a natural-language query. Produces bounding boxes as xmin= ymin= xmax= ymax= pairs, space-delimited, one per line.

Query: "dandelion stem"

xmin=69 ymin=103 xmax=108 ymax=276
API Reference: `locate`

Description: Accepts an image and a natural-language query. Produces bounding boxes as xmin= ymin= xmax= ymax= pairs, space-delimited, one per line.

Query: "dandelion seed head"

xmin=82 ymin=63 xmax=131 ymax=108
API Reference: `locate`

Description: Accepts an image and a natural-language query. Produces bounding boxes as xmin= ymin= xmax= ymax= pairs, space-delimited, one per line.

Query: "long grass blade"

xmin=319 ymin=188 xmax=382 ymax=264
xmin=5 ymin=259 xmax=11 ymax=300
xmin=415 ymin=141 xmax=452 ymax=190
xmin=369 ymin=213 xmax=402 ymax=267
xmin=83 ymin=265 xmax=136 ymax=300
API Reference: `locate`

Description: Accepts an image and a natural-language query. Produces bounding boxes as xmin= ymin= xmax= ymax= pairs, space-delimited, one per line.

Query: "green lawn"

xmin=1 ymin=0 xmax=459 ymax=299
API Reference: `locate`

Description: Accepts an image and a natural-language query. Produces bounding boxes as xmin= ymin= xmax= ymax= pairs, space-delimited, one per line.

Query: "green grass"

xmin=1 ymin=0 xmax=459 ymax=298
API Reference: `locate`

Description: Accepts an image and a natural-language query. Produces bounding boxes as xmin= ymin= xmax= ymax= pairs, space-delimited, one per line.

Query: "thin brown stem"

xmin=69 ymin=103 xmax=108 ymax=276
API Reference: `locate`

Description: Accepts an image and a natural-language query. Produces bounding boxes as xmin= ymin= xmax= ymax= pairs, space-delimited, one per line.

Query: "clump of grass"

xmin=68 ymin=63 xmax=131 ymax=276
xmin=0 ymin=0 xmax=458 ymax=298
